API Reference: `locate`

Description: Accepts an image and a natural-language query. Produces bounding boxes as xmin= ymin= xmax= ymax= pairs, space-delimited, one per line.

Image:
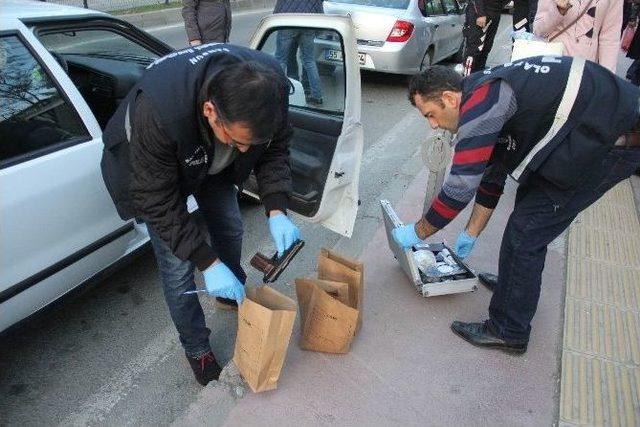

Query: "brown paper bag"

xmin=295 ymin=278 xmax=358 ymax=354
xmin=317 ymin=248 xmax=364 ymax=333
xmin=233 ymin=286 xmax=297 ymax=393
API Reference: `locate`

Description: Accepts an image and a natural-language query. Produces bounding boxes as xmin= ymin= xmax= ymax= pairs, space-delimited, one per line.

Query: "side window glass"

xmin=257 ymin=28 xmax=345 ymax=114
xmin=425 ymin=0 xmax=446 ymax=15
xmin=0 ymin=35 xmax=90 ymax=164
xmin=441 ymin=0 xmax=459 ymax=14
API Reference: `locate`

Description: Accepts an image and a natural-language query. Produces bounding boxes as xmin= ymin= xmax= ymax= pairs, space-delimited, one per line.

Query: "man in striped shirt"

xmin=393 ymin=61 xmax=640 ymax=354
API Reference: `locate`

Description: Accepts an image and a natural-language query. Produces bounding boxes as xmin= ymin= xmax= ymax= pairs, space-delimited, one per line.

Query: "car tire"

xmin=451 ymin=38 xmax=465 ymax=63
xmin=419 ymin=48 xmax=434 ymax=71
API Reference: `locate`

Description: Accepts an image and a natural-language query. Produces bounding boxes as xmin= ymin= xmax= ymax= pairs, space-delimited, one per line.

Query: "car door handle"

xmin=434 ymin=24 xmax=439 ymax=29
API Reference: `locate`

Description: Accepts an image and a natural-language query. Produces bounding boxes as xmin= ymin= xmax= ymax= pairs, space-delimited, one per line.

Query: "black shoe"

xmin=215 ymin=297 xmax=238 ymax=311
xmin=187 ymin=351 xmax=222 ymax=386
xmin=478 ymin=273 xmax=498 ymax=292
xmin=450 ymin=321 xmax=527 ymax=354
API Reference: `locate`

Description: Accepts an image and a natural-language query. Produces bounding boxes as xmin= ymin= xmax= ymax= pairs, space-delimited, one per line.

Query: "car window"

xmin=0 ymin=35 xmax=90 ymax=164
xmin=421 ymin=0 xmax=446 ymax=15
xmin=441 ymin=0 xmax=459 ymax=13
xmin=257 ymin=29 xmax=345 ymax=114
xmin=38 ymin=29 xmax=159 ymax=66
xmin=328 ymin=0 xmax=410 ymax=9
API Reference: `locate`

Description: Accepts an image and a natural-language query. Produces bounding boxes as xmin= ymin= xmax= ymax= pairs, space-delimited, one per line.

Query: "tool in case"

xmin=250 ymin=240 xmax=305 ymax=283
xmin=380 ymin=200 xmax=478 ymax=297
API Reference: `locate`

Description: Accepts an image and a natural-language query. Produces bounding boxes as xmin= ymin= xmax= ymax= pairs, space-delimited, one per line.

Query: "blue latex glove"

xmin=203 ymin=262 xmax=245 ymax=304
xmin=454 ymin=230 xmax=477 ymax=259
xmin=268 ymin=212 xmax=301 ymax=257
xmin=392 ymin=223 xmax=422 ymax=249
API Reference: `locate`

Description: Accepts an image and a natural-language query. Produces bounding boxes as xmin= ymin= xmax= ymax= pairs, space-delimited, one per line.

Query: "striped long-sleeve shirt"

xmin=425 ymin=79 xmax=518 ymax=229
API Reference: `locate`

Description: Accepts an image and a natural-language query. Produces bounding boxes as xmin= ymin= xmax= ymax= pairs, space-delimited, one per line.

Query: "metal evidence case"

xmin=380 ymin=200 xmax=478 ymax=297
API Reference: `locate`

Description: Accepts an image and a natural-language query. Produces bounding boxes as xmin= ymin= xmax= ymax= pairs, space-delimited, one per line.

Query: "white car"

xmin=0 ymin=1 xmax=363 ymax=332
xmin=322 ymin=0 xmax=466 ymax=74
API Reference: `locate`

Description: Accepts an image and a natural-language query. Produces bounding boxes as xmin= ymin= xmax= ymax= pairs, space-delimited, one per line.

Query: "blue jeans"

xmin=488 ymin=147 xmax=640 ymax=342
xmin=147 ymin=174 xmax=246 ymax=358
xmin=275 ymin=29 xmax=322 ymax=100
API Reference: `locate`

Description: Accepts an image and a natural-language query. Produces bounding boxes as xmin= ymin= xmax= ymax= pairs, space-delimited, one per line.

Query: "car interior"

xmin=33 ymin=21 xmax=347 ymax=218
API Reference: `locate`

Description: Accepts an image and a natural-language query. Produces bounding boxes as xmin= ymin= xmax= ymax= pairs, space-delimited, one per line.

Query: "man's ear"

xmin=441 ymin=90 xmax=461 ymax=109
xmin=202 ymin=101 xmax=217 ymax=120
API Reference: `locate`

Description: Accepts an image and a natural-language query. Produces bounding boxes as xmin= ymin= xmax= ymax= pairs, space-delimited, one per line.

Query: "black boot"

xmin=186 ymin=351 xmax=222 ymax=386
xmin=477 ymin=273 xmax=498 ymax=292
xmin=450 ymin=321 xmax=527 ymax=354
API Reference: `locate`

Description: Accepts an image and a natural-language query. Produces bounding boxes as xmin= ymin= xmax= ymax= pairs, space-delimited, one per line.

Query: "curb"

xmin=119 ymin=0 xmax=275 ymax=29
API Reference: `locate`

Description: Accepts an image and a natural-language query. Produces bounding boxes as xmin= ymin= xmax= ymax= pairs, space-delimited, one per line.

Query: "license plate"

xmin=324 ymin=49 xmax=343 ymax=62
xmin=325 ymin=49 xmax=367 ymax=65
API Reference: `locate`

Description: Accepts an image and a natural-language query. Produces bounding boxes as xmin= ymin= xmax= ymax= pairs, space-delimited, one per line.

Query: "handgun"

xmin=250 ymin=240 xmax=305 ymax=283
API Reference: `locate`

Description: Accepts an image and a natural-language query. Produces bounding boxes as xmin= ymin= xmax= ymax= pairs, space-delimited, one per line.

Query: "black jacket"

xmin=468 ymin=0 xmax=511 ymax=17
xmin=101 ymin=44 xmax=292 ymax=271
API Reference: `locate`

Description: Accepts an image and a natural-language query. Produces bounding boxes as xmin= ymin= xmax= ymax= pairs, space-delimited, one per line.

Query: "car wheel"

xmin=451 ymin=37 xmax=466 ymax=63
xmin=420 ymin=48 xmax=434 ymax=71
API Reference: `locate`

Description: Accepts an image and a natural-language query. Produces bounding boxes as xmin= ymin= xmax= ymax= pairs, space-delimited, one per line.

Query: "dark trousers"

xmin=147 ymin=173 xmax=245 ymax=357
xmin=463 ymin=7 xmax=502 ymax=72
xmin=488 ymin=147 xmax=640 ymax=342
xmin=513 ymin=0 xmax=538 ymax=31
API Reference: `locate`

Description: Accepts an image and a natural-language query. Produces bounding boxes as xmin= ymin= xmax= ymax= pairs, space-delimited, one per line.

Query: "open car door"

xmin=248 ymin=14 xmax=363 ymax=237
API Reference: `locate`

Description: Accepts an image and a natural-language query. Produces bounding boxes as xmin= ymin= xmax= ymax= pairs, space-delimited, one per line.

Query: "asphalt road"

xmin=0 ymin=10 xmax=514 ymax=426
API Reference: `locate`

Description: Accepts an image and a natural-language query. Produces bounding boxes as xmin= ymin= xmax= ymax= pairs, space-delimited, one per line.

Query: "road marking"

xmin=61 ymin=329 xmax=178 ymax=426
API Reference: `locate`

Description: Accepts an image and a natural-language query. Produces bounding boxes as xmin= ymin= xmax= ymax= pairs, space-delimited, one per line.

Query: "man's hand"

xmin=392 ymin=223 xmax=423 ymax=249
xmin=454 ymin=230 xmax=477 ymax=259
xmin=476 ymin=16 xmax=487 ymax=28
xmin=202 ymin=260 xmax=245 ymax=304
xmin=189 ymin=39 xmax=202 ymax=46
xmin=555 ymin=0 xmax=572 ymax=15
xmin=268 ymin=210 xmax=300 ymax=257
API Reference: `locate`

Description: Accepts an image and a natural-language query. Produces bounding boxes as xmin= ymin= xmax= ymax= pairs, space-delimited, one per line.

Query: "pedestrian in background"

xmin=533 ymin=0 xmax=622 ymax=72
xmin=463 ymin=0 xmax=511 ymax=73
xmin=273 ymin=0 xmax=324 ymax=106
xmin=182 ymin=0 xmax=231 ymax=46
xmin=624 ymin=1 xmax=640 ymax=86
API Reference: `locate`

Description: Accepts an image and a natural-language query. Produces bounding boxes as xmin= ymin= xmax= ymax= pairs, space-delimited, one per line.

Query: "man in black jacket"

xmin=101 ymin=44 xmax=300 ymax=385
xmin=394 ymin=57 xmax=640 ymax=353
xmin=464 ymin=0 xmax=511 ymax=72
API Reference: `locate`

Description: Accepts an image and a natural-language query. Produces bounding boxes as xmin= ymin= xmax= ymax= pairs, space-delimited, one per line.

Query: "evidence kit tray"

xmin=381 ymin=200 xmax=478 ymax=297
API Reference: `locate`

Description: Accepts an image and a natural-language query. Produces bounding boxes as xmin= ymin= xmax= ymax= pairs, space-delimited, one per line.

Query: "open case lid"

xmin=380 ymin=199 xmax=422 ymax=288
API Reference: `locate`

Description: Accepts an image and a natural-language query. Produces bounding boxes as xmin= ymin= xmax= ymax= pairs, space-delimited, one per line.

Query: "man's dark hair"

xmin=203 ymin=61 xmax=288 ymax=139
xmin=408 ymin=66 xmax=463 ymax=107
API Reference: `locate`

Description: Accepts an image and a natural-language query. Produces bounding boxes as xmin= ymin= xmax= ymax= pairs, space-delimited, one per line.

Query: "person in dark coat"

xmin=626 ymin=1 xmax=640 ymax=85
xmin=101 ymin=45 xmax=300 ymax=386
xmin=182 ymin=0 xmax=231 ymax=45
xmin=463 ymin=0 xmax=511 ymax=72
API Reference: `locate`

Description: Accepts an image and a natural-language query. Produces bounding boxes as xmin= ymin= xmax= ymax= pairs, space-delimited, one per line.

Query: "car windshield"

xmin=38 ymin=29 xmax=159 ymax=66
xmin=327 ymin=0 xmax=411 ymax=9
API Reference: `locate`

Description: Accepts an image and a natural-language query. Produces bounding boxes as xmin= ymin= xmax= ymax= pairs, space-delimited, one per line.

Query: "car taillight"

xmin=386 ymin=20 xmax=414 ymax=43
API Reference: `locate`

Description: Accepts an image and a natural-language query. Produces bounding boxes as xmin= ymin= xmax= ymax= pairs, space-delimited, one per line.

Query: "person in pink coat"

xmin=533 ymin=0 xmax=623 ymax=72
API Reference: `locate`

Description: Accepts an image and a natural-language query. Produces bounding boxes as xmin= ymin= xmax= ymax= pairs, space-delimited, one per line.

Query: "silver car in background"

xmin=322 ymin=0 xmax=465 ymax=74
